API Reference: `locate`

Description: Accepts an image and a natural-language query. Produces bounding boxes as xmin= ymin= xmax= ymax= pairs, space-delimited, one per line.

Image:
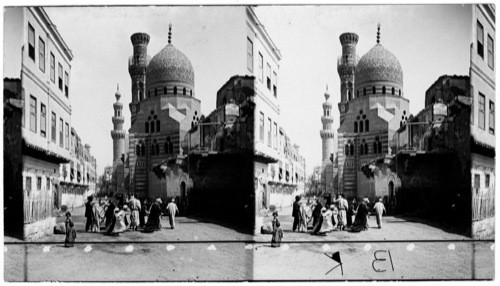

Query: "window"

xmin=39 ymin=37 xmax=45 ymax=72
xmin=489 ymin=100 xmax=495 ymax=134
xmin=357 ymin=90 xmax=359 ymax=98
xmin=364 ymin=143 xmax=368 ymax=155
xmin=354 ymin=122 xmax=358 ymax=133
xmin=258 ymin=53 xmax=263 ymax=82
xmin=273 ymin=122 xmax=278 ymax=149
xmin=174 ymin=86 xmax=177 ymax=95
xmin=267 ymin=118 xmax=272 ymax=146
xmin=399 ymin=90 xmax=401 ymax=96
xmin=28 ymin=23 xmax=35 ymax=60
xmin=37 ymin=176 xmax=42 ymax=190
xmin=145 ymin=122 xmax=149 ymax=133
xmin=479 ymin=93 xmax=485 ymax=130
xmin=363 ymin=88 xmax=366 ymax=96
xmin=487 ymin=35 xmax=494 ymax=69
xmin=183 ymin=87 xmax=186 ymax=95
xmin=247 ymin=38 xmax=253 ymax=72
xmin=365 ymin=120 xmax=369 ymax=132
xmin=50 ymin=53 xmax=55 ymax=82
xmin=46 ymin=176 xmax=50 ymax=191
xmin=190 ymin=90 xmax=193 ymax=97
xmin=345 ymin=145 xmax=349 ymax=155
xmin=65 ymin=123 xmax=69 ymax=150
xmin=485 ymin=174 xmax=490 ymax=188
xmin=360 ymin=144 xmax=364 ymax=155
xmin=156 ymin=120 xmax=160 ymax=132
xmin=51 ymin=112 xmax=56 ymax=142
xmin=155 ymin=88 xmax=157 ymax=96
xmin=58 ymin=63 xmax=63 ymax=90
xmin=26 ymin=176 xmax=32 ymax=195
xmin=359 ymin=120 xmax=364 ymax=132
xmin=474 ymin=174 xmax=480 ymax=189
xmin=477 ymin=21 xmax=484 ymax=58
xmin=266 ymin=63 xmax=271 ymax=90
xmin=40 ymin=104 xmax=46 ymax=137
xmin=350 ymin=144 xmax=354 ymax=155
xmin=59 ymin=118 xmax=63 ymax=147
xmin=150 ymin=120 xmax=155 ymax=133
xmin=392 ymin=87 xmax=395 ymax=95
xmin=273 ymin=71 xmax=277 ymax=97
xmin=378 ymin=141 xmax=382 ymax=153
xmin=29 ymin=96 xmax=37 ymax=132
xmin=164 ymin=87 xmax=167 ymax=94
xmin=382 ymin=86 xmax=386 ymax=94
xmin=372 ymin=86 xmax=376 ymax=95
xmin=348 ymin=91 xmax=352 ymax=101
xmin=259 ymin=112 xmax=264 ymax=142
xmin=64 ymin=72 xmax=69 ymax=97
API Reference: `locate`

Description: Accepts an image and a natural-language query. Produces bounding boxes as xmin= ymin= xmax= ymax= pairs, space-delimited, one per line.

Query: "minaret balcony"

xmin=321 ymin=116 xmax=334 ymax=124
xmin=320 ymin=130 xmax=335 ymax=139
xmin=128 ymin=55 xmax=151 ymax=68
xmin=111 ymin=130 xmax=126 ymax=139
xmin=112 ymin=117 xmax=124 ymax=124
xmin=337 ymin=55 xmax=359 ymax=67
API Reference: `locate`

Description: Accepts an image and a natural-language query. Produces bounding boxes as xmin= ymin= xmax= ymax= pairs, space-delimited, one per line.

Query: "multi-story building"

xmin=470 ymin=4 xmax=495 ymax=238
xmin=4 ymin=7 xmax=73 ymax=239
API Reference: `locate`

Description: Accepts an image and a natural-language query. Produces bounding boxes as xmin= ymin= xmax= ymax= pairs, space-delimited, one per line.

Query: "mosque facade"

xmin=335 ymin=25 xmax=410 ymax=200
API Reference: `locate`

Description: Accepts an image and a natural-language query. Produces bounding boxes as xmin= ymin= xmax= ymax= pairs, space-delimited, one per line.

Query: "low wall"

xmin=23 ymin=216 xmax=57 ymax=241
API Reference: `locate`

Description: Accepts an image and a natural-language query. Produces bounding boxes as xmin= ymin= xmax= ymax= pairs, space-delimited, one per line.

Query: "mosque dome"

xmin=354 ymin=43 xmax=403 ymax=90
xmin=146 ymin=44 xmax=194 ymax=88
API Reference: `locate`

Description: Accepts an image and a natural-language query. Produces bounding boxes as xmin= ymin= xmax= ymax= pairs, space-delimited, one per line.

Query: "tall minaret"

xmin=320 ymin=85 xmax=335 ymax=166
xmin=129 ymin=32 xmax=150 ymax=125
xmin=111 ymin=85 xmax=126 ymax=167
xmin=337 ymin=32 xmax=359 ymax=125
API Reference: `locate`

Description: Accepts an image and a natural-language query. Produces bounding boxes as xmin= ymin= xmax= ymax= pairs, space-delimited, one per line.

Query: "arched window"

xmin=378 ymin=141 xmax=382 ymax=153
xmin=156 ymin=120 xmax=160 ymax=132
xmin=349 ymin=144 xmax=354 ymax=156
xmin=399 ymin=89 xmax=401 ymax=96
xmin=154 ymin=88 xmax=157 ymax=96
xmin=382 ymin=86 xmax=386 ymax=94
xmin=372 ymin=86 xmax=376 ymax=95
xmin=348 ymin=90 xmax=352 ymax=101
xmin=345 ymin=144 xmax=349 ymax=156
xmin=164 ymin=87 xmax=167 ymax=94
xmin=392 ymin=87 xmax=395 ymax=95
xmin=359 ymin=120 xmax=364 ymax=132
xmin=354 ymin=122 xmax=358 ymax=133
xmin=141 ymin=144 xmax=145 ymax=156
xmin=145 ymin=122 xmax=149 ymax=133
xmin=174 ymin=86 xmax=177 ymax=95
xmin=360 ymin=144 xmax=364 ymax=155
xmin=365 ymin=120 xmax=369 ymax=132
xmin=169 ymin=142 xmax=174 ymax=154
xmin=136 ymin=144 xmax=140 ymax=155
xmin=183 ymin=87 xmax=186 ymax=95
xmin=365 ymin=143 xmax=368 ymax=154
xmin=363 ymin=88 xmax=366 ymax=96
xmin=150 ymin=121 xmax=155 ymax=133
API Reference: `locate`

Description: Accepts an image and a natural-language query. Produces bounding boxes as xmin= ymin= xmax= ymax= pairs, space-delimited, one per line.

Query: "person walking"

xmin=89 ymin=198 xmax=102 ymax=232
xmin=166 ymin=198 xmax=179 ymax=229
xmin=312 ymin=199 xmax=323 ymax=228
xmin=143 ymin=198 xmax=162 ymax=233
xmin=292 ymin=195 xmax=301 ymax=232
xmin=84 ymin=196 xmax=93 ymax=232
xmin=128 ymin=194 xmax=141 ymax=231
xmin=336 ymin=194 xmax=348 ymax=231
xmin=349 ymin=198 xmax=370 ymax=232
xmin=373 ymin=197 xmax=386 ymax=229
xmin=298 ymin=201 xmax=309 ymax=232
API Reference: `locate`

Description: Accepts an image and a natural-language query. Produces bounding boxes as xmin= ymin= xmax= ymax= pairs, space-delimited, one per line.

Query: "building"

xmin=470 ymin=4 xmax=495 ymax=238
xmin=335 ymin=25 xmax=410 ymax=200
xmin=320 ymin=86 xmax=335 ymax=193
xmin=4 ymin=7 xmax=74 ymax=240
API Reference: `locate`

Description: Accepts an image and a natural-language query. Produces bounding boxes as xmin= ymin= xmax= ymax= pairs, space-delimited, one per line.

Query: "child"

xmin=65 ymin=220 xmax=77 ymax=247
xmin=373 ymin=197 xmax=386 ymax=229
xmin=271 ymin=211 xmax=279 ymax=230
xmin=271 ymin=221 xmax=283 ymax=247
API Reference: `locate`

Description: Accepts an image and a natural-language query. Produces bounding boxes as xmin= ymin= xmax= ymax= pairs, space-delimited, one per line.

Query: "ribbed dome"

xmin=146 ymin=44 xmax=194 ymax=87
xmin=355 ymin=44 xmax=403 ymax=90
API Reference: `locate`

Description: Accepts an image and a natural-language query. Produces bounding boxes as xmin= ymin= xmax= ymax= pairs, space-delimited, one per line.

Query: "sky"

xmin=3 ymin=5 xmax=472 ymax=175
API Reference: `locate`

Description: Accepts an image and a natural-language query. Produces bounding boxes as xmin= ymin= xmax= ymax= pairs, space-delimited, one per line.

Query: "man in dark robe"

xmin=349 ymin=198 xmax=369 ymax=232
xmin=143 ymin=198 xmax=162 ymax=233
xmin=312 ymin=199 xmax=323 ymax=228
xmin=292 ymin=196 xmax=301 ymax=231
xmin=105 ymin=199 xmax=116 ymax=234
xmin=84 ymin=196 xmax=93 ymax=232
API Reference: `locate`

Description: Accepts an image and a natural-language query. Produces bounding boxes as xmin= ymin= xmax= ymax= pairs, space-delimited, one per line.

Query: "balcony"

xmin=337 ymin=55 xmax=359 ymax=68
xmin=128 ymin=55 xmax=151 ymax=68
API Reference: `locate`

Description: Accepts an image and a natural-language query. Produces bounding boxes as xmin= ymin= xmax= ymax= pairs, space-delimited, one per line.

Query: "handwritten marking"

xmin=372 ymin=250 xmax=394 ymax=272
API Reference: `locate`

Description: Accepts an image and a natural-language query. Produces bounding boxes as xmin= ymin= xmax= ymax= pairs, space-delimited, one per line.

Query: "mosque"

xmin=334 ymin=25 xmax=410 ymax=200
xmin=111 ymin=25 xmax=198 ymax=202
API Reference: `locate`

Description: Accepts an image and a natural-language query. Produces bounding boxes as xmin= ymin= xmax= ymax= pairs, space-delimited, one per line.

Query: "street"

xmin=4 ymin=205 xmax=494 ymax=281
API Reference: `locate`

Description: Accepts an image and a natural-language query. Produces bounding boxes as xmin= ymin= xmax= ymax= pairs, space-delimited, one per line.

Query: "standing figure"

xmin=105 ymin=199 xmax=116 ymax=234
xmin=84 ymin=196 xmax=93 ymax=232
xmin=111 ymin=207 xmax=127 ymax=236
xmin=319 ymin=207 xmax=333 ymax=235
xmin=336 ymin=194 xmax=348 ymax=231
xmin=373 ymin=197 xmax=386 ymax=228
xmin=65 ymin=220 xmax=76 ymax=247
xmin=143 ymin=198 xmax=162 ymax=233
xmin=166 ymin=198 xmax=179 ymax=229
xmin=271 ymin=221 xmax=283 ymax=247
xmin=331 ymin=204 xmax=339 ymax=229
xmin=271 ymin=211 xmax=279 ymax=230
xmin=346 ymin=199 xmax=355 ymax=227
xmin=312 ymin=199 xmax=323 ymax=227
xmin=349 ymin=198 xmax=370 ymax=232
xmin=128 ymin=194 xmax=141 ymax=231
xmin=90 ymin=198 xmax=102 ymax=232
xmin=139 ymin=198 xmax=149 ymax=228
xmin=298 ymin=201 xmax=309 ymax=232
xmin=292 ymin=196 xmax=301 ymax=231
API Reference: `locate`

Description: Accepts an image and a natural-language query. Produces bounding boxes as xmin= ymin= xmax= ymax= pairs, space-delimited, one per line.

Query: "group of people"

xmin=292 ymin=195 xmax=387 ymax=235
xmin=63 ymin=194 xmax=180 ymax=247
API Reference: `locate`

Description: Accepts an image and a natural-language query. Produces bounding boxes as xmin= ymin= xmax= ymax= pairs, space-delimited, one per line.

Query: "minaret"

xmin=111 ymin=85 xmax=126 ymax=167
xmin=129 ymin=32 xmax=150 ymax=124
xmin=320 ymin=85 xmax=335 ymax=166
xmin=337 ymin=32 xmax=359 ymax=125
